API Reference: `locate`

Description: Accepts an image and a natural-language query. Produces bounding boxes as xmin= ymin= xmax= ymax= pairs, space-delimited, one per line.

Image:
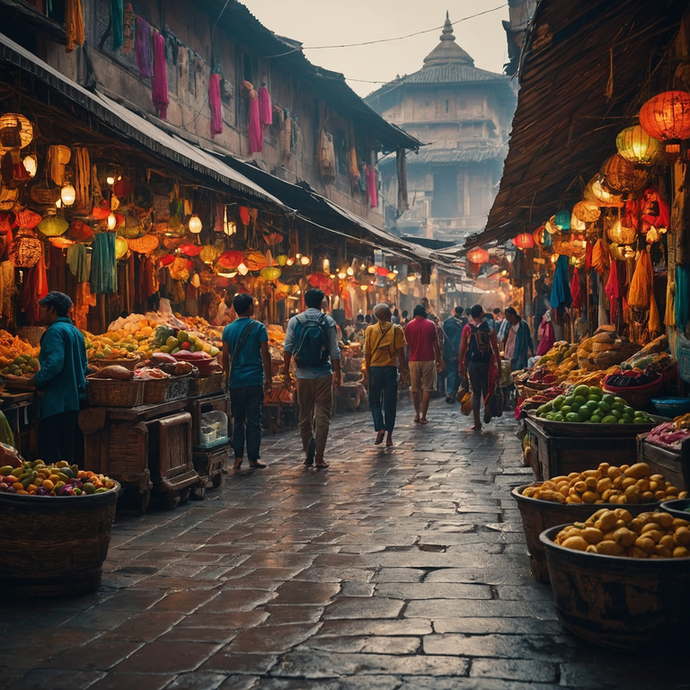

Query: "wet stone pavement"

xmin=1 ymin=399 xmax=685 ymax=690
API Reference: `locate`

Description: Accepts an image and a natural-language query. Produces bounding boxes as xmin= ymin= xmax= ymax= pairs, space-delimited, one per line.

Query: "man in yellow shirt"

xmin=364 ymin=303 xmax=409 ymax=447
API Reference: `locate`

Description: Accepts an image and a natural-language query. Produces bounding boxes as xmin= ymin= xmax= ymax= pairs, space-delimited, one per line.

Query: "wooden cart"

xmin=80 ymin=399 xmax=200 ymax=513
xmin=637 ymin=433 xmax=690 ymax=491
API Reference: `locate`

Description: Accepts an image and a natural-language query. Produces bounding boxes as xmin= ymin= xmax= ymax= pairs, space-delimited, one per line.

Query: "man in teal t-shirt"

xmin=222 ymin=294 xmax=272 ymax=470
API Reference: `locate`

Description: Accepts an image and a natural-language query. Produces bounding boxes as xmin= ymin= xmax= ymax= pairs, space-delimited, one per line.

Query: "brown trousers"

xmin=295 ymin=376 xmax=333 ymax=456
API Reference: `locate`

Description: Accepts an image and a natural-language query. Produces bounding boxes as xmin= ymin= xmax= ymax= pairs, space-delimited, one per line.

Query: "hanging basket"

xmin=29 ymin=179 xmax=60 ymax=207
xmin=127 ymin=234 xmax=159 ymax=254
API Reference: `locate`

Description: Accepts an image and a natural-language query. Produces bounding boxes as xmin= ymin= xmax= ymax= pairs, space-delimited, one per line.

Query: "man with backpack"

xmin=458 ymin=304 xmax=502 ymax=431
xmin=222 ymin=293 xmax=272 ymax=470
xmin=283 ymin=289 xmax=341 ymax=468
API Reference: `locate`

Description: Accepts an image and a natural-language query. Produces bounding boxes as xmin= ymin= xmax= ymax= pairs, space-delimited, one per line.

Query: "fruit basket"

xmin=526 ymin=410 xmax=662 ymax=436
xmin=87 ymin=377 xmax=145 ymax=407
xmin=143 ymin=374 xmax=191 ymax=405
xmin=2 ymin=374 xmax=35 ymax=390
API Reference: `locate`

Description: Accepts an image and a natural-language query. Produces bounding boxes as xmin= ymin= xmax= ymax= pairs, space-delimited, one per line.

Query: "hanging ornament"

xmin=466 ymin=247 xmax=489 ymax=264
xmin=114 ymin=236 xmax=129 ymax=260
xmin=513 ymin=232 xmax=534 ymax=249
xmin=188 ymin=215 xmax=202 ymax=234
xmin=599 ymin=154 xmax=648 ymax=194
xmin=639 ymin=90 xmax=690 ymax=152
xmin=572 ymin=200 xmax=600 ymax=223
xmin=616 ymin=125 xmax=661 ymax=165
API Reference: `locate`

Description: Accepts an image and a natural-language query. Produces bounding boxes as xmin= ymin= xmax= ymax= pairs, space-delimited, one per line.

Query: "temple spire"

xmin=423 ymin=11 xmax=475 ymax=68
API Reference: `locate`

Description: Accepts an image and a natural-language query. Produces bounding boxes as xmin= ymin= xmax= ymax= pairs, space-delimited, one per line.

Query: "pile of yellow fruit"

xmin=0 ymin=330 xmax=40 ymax=377
xmin=522 ymin=462 xmax=687 ymax=505
xmin=84 ymin=318 xmax=158 ymax=362
xmin=554 ymin=509 xmax=690 ymax=558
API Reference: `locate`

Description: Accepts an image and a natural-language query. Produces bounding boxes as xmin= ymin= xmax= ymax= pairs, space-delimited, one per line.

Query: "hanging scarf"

xmin=110 ymin=0 xmax=124 ymax=51
xmin=258 ymin=86 xmax=273 ymax=126
xmin=641 ymin=186 xmax=670 ymax=234
xmin=536 ymin=316 xmax=556 ymax=356
xmin=366 ymin=166 xmax=378 ymax=208
xmin=348 ymin=147 xmax=360 ymax=183
xmin=152 ymin=31 xmax=169 ymax=118
xmin=67 ymin=242 xmax=89 ymax=282
xmin=247 ymin=88 xmax=263 ymax=153
xmin=549 ymin=255 xmax=572 ymax=311
xmin=570 ymin=267 xmax=582 ymax=310
xmin=22 ymin=253 xmax=48 ymax=324
xmin=90 ymin=232 xmax=118 ymax=294
xmin=65 ymin=0 xmax=84 ymax=53
xmin=605 ymin=260 xmax=621 ymax=322
xmin=209 ymin=73 xmax=223 ymax=137
xmin=74 ymin=147 xmax=91 ymax=214
xmin=675 ymin=264 xmax=690 ymax=331
xmin=591 ymin=238 xmax=609 ymax=275
xmin=135 ymin=17 xmax=154 ymax=78
xmin=123 ymin=3 xmax=135 ymax=54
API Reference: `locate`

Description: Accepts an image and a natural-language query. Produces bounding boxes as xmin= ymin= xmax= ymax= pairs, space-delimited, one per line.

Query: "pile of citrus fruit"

xmin=0 ymin=460 xmax=116 ymax=496
xmin=535 ymin=385 xmax=652 ymax=424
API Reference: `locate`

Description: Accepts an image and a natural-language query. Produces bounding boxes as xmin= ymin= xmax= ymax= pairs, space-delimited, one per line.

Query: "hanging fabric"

xmin=291 ymin=117 xmax=301 ymax=154
xmin=123 ymin=3 xmax=135 ymax=53
xmin=90 ymin=232 xmax=118 ymax=294
xmin=247 ymin=85 xmax=263 ymax=153
xmin=348 ymin=147 xmax=360 ymax=184
xmin=628 ymin=249 xmax=653 ymax=308
xmin=110 ymin=0 xmax=124 ymax=51
xmin=318 ymin=130 xmax=336 ymax=183
xmin=135 ymin=17 xmax=154 ymax=79
xmin=605 ymin=260 xmax=621 ymax=322
xmin=74 ymin=282 xmax=95 ymax=330
xmin=396 ymin=149 xmax=409 ymax=215
xmin=209 ymin=73 xmax=223 ymax=138
xmin=73 ymin=147 xmax=91 ymax=214
xmin=550 ymin=255 xmax=572 ymax=311
xmin=570 ymin=267 xmax=582 ymax=310
xmin=280 ymin=110 xmax=292 ymax=157
xmin=641 ymin=187 xmax=670 ymax=235
xmin=258 ymin=85 xmax=273 ymax=126
xmin=65 ymin=0 xmax=84 ymax=53
xmin=675 ymin=264 xmax=690 ymax=331
xmin=22 ymin=253 xmax=48 ymax=324
xmin=1 ymin=261 xmax=14 ymax=322
xmin=152 ymin=31 xmax=169 ymax=119
xmin=591 ymin=238 xmax=609 ymax=274
xmin=366 ymin=166 xmax=378 ymax=208
xmin=67 ymin=243 xmax=89 ymax=282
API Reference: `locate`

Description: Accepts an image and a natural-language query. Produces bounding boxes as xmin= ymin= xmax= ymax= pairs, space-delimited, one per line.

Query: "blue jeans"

xmin=230 ymin=385 xmax=264 ymax=461
xmin=445 ymin=360 xmax=460 ymax=396
xmin=369 ymin=366 xmax=398 ymax=432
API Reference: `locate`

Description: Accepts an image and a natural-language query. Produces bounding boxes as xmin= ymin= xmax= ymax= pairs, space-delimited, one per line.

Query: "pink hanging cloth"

xmin=135 ymin=17 xmax=153 ymax=79
xmin=366 ymin=166 xmax=378 ymax=208
xmin=605 ymin=260 xmax=621 ymax=322
xmin=248 ymin=88 xmax=263 ymax=153
xmin=152 ymin=31 xmax=169 ymax=119
xmin=570 ymin=267 xmax=582 ymax=310
xmin=209 ymin=73 xmax=223 ymax=137
xmin=258 ymin=85 xmax=273 ymax=126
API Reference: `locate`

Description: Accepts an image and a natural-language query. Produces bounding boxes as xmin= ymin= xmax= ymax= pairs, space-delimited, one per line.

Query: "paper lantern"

xmin=60 ymin=184 xmax=76 ymax=207
xmin=639 ymin=91 xmax=690 ymax=146
xmin=200 ymin=245 xmax=220 ymax=264
xmin=159 ymin=254 xmax=175 ymax=267
xmin=367 ymin=264 xmax=378 ymax=274
xmin=616 ymin=125 xmax=661 ymax=164
xmin=49 ymin=236 xmax=74 ymax=249
xmin=261 ymin=266 xmax=281 ymax=281
xmin=308 ymin=273 xmax=329 ymax=289
xmin=217 ymin=249 xmax=244 ymax=270
xmin=276 ymin=254 xmax=288 ymax=266
xmin=573 ymin=200 xmax=600 ymax=223
xmin=22 ymin=155 xmax=37 ymax=178
xmin=244 ymin=250 xmax=267 ymax=271
xmin=68 ymin=219 xmax=94 ymax=243
xmin=466 ymin=247 xmax=489 ymax=264
xmin=513 ymin=232 xmax=534 ymax=250
xmin=570 ymin=213 xmax=586 ymax=232
xmin=14 ymin=209 xmax=42 ymax=229
xmin=0 ymin=113 xmax=33 ymax=150
xmin=237 ymin=262 xmax=249 ymax=276
xmin=8 ymin=230 xmax=42 ymax=268
xmin=607 ymin=218 xmax=636 ymax=245
xmin=127 ymin=234 xmax=160 ymax=254
xmin=584 ymin=176 xmax=623 ymax=207
xmin=38 ymin=216 xmax=68 ymax=237
xmin=114 ymin=236 xmax=128 ymax=260
xmin=376 ymin=266 xmax=390 ymax=277
xmin=599 ymin=154 xmax=648 ymax=194
xmin=300 ymin=255 xmax=311 ymax=266
xmin=188 ymin=215 xmax=202 ymax=234
xmin=180 ymin=243 xmax=203 ymax=257
xmin=555 ymin=210 xmax=570 ymax=231
xmin=91 ymin=205 xmax=111 ymax=220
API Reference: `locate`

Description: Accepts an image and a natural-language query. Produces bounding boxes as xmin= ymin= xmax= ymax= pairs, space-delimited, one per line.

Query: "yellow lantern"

xmin=0 ymin=113 xmax=34 ymax=150
xmin=277 ymin=254 xmax=288 ymax=266
xmin=337 ymin=271 xmax=347 ymax=280
xmin=38 ymin=216 xmax=69 ymax=237
xmin=107 ymin=212 xmax=118 ymax=230
xmin=60 ymin=184 xmax=76 ymax=207
xmin=22 ymin=155 xmax=37 ymax=178
xmin=300 ymin=255 xmax=311 ymax=266
xmin=573 ymin=200 xmax=600 ymax=223
xmin=114 ymin=236 xmax=128 ymax=260
xmin=367 ymin=264 xmax=377 ymax=274
xmin=200 ymin=245 xmax=220 ymax=264
xmin=616 ymin=125 xmax=661 ymax=165
xmin=261 ymin=266 xmax=282 ymax=281
xmin=189 ymin=215 xmax=202 ymax=234
xmin=607 ymin=218 xmax=637 ymax=245
xmin=387 ymin=271 xmax=397 ymax=280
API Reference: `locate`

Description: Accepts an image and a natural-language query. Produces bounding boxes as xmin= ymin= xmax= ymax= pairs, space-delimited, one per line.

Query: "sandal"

xmin=249 ymin=461 xmax=267 ymax=469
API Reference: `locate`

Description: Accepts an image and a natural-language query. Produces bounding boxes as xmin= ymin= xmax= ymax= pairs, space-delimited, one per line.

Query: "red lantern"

xmin=466 ymin=247 xmax=489 ymax=264
xmin=513 ymin=233 xmax=534 ymax=250
xmin=239 ymin=207 xmax=251 ymax=226
xmin=159 ymin=254 xmax=175 ymax=267
xmin=217 ymin=249 xmax=244 ymax=269
xmin=376 ymin=266 xmax=390 ymax=277
xmin=180 ymin=243 xmax=203 ymax=256
xmin=639 ymin=91 xmax=690 ymax=146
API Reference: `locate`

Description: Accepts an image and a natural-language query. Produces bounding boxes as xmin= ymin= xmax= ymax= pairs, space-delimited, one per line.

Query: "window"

xmin=335 ymin=130 xmax=348 ymax=177
xmin=432 ymin=172 xmax=458 ymax=218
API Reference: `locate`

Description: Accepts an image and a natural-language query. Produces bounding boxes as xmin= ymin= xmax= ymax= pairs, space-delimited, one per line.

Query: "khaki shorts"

xmin=409 ymin=360 xmax=437 ymax=393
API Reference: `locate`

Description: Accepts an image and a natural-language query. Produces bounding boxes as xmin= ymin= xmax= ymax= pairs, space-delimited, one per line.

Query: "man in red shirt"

xmin=404 ymin=304 xmax=442 ymax=424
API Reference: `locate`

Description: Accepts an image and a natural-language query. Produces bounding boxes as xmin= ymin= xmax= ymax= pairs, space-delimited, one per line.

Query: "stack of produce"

xmin=534 ymin=385 xmax=653 ymax=424
xmin=0 ymin=331 xmax=40 ymax=378
xmin=0 ymin=459 xmax=116 ymax=495
xmin=553 ymin=509 xmax=690 ymax=558
xmin=84 ymin=319 xmax=157 ymax=362
xmin=576 ymin=326 xmax=641 ymax=371
xmin=521 ymin=461 xmax=686 ymax=504
xmin=267 ymin=325 xmax=286 ymax=362
xmin=177 ymin=315 xmax=223 ymax=347
xmin=646 ymin=413 xmax=690 ymax=451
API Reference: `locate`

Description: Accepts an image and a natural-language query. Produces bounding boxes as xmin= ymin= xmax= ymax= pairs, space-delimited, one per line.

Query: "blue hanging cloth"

xmin=550 ymin=255 xmax=572 ymax=311
xmin=676 ymin=264 xmax=690 ymax=330
xmin=90 ymin=232 xmax=118 ymax=294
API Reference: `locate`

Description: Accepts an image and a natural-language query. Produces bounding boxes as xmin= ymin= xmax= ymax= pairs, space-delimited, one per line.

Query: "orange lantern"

xmin=466 ymin=247 xmax=489 ymax=264
xmin=217 ymin=249 xmax=244 ymax=269
xmin=513 ymin=233 xmax=534 ymax=250
xmin=639 ymin=91 xmax=690 ymax=150
xmin=244 ymin=250 xmax=267 ymax=271
xmin=599 ymin=154 xmax=648 ymax=195
xmin=572 ymin=200 xmax=600 ymax=223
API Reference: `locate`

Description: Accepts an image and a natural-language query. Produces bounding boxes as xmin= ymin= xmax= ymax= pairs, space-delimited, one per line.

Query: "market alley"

xmin=1 ymin=401 xmax=684 ymax=690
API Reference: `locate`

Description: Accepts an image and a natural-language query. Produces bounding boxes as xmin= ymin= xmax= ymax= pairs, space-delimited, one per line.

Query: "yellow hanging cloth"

xmin=65 ymin=0 xmax=85 ymax=53
xmin=627 ymin=249 xmax=653 ymax=308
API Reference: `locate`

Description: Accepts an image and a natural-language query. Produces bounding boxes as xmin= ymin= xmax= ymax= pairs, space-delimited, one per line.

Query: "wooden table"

xmin=0 ymin=391 xmax=35 ymax=458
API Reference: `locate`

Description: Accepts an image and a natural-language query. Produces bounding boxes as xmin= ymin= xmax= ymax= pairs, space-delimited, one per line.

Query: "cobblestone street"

xmin=1 ymin=400 xmax=684 ymax=690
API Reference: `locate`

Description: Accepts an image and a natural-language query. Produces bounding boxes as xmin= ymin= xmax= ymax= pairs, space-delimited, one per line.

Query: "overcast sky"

xmin=245 ymin=1 xmax=511 ymax=97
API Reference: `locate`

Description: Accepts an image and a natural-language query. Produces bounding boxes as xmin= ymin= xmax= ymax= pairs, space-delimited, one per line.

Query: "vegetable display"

xmin=534 ymin=385 xmax=652 ymax=424
xmin=553 ymin=509 xmax=690 ymax=558
xmin=521 ymin=462 xmax=686 ymax=504
xmin=0 ymin=330 xmax=39 ymax=378
xmin=0 ymin=459 xmax=116 ymax=496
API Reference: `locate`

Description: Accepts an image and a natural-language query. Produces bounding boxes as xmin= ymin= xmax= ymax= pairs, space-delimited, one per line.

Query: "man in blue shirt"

xmin=222 ymin=294 xmax=272 ymax=470
xmin=442 ymin=306 xmax=467 ymax=403
xmin=283 ymin=289 xmax=341 ymax=468
xmin=32 ymin=291 xmax=88 ymax=464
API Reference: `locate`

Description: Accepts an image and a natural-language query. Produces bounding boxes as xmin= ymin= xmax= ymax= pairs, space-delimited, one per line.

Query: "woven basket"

xmin=189 ymin=372 xmax=226 ymax=397
xmin=143 ymin=375 xmax=190 ymax=405
xmin=91 ymin=356 xmax=141 ymax=371
xmin=87 ymin=378 xmax=144 ymax=407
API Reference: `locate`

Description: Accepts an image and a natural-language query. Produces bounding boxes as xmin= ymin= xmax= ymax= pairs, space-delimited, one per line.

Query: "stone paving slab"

xmin=1 ymin=400 xmax=686 ymax=689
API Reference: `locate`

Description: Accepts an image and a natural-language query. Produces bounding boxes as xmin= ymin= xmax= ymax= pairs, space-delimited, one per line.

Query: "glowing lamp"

xmin=106 ymin=176 xmax=115 ymax=185
xmin=387 ymin=271 xmax=397 ymax=280
xmin=599 ymin=154 xmax=648 ymax=194
xmin=466 ymin=247 xmax=489 ymax=264
xmin=286 ymin=258 xmax=295 ymax=266
xmin=544 ymin=217 xmax=557 ymax=234
xmin=0 ymin=113 xmax=34 ymax=149
xmin=359 ymin=284 xmax=368 ymax=291
xmin=367 ymin=264 xmax=377 ymax=274
xmin=337 ymin=271 xmax=347 ymax=279
xmin=555 ymin=211 xmax=570 ymax=231
xmin=114 ymin=236 xmax=128 ymax=260
xmin=261 ymin=266 xmax=282 ymax=281
xmin=513 ymin=232 xmax=534 ymax=250
xmin=639 ymin=91 xmax=690 ymax=149
xmin=607 ymin=218 xmax=637 ymax=245
xmin=107 ymin=212 xmax=117 ymax=230
xmin=22 ymin=155 xmax=37 ymax=178
xmin=223 ymin=221 xmax=236 ymax=236
xmin=188 ymin=215 xmax=202 ymax=234
xmin=300 ymin=255 xmax=311 ymax=266
xmin=191 ymin=273 xmax=201 ymax=288
xmin=573 ymin=200 xmax=600 ymax=223
xmin=60 ymin=184 xmax=76 ymax=207
xmin=237 ymin=262 xmax=249 ymax=276
xmin=346 ymin=266 xmax=354 ymax=276
xmin=322 ymin=258 xmax=330 ymax=273
xmin=38 ymin=216 xmax=68 ymax=237
xmin=407 ymin=273 xmax=416 ymax=282
xmin=616 ymin=125 xmax=661 ymax=164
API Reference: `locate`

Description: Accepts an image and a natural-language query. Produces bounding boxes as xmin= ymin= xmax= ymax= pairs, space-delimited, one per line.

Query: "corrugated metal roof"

xmin=383 ymin=147 xmax=506 ymax=166
xmin=469 ymin=0 xmax=689 ymax=249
